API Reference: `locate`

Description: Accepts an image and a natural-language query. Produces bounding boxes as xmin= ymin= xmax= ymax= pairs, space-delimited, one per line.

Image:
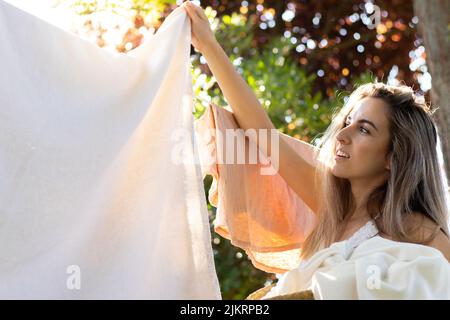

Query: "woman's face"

xmin=332 ymin=97 xmax=391 ymax=182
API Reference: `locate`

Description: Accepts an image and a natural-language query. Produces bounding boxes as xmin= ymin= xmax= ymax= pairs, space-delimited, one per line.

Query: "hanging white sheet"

xmin=0 ymin=0 xmax=221 ymax=299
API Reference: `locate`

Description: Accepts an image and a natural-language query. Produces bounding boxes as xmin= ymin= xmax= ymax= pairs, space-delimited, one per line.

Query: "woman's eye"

xmin=344 ymin=121 xmax=369 ymax=134
xmin=359 ymin=127 xmax=369 ymax=134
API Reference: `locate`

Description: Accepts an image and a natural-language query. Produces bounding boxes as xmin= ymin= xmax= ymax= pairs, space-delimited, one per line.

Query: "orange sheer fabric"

xmin=194 ymin=103 xmax=318 ymax=273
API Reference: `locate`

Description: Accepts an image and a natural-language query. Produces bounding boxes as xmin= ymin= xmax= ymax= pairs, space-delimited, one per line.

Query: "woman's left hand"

xmin=181 ymin=1 xmax=217 ymax=53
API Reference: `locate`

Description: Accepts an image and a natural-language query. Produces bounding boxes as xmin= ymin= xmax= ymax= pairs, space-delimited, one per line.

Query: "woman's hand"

xmin=181 ymin=1 xmax=217 ymax=53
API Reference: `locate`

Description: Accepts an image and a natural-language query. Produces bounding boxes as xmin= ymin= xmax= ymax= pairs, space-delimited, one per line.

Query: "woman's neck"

xmin=349 ymin=176 xmax=387 ymax=221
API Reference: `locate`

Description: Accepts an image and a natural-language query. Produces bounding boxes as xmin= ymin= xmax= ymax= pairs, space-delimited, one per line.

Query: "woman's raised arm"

xmin=183 ymin=1 xmax=322 ymax=214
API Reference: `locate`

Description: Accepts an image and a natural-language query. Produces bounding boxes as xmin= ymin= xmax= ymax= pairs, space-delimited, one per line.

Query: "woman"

xmin=182 ymin=1 xmax=450 ymax=298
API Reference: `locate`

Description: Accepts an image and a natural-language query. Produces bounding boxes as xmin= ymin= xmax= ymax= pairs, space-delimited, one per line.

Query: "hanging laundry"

xmin=0 ymin=0 xmax=221 ymax=299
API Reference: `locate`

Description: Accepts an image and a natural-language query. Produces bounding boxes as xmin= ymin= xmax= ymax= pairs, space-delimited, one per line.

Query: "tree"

xmin=202 ymin=0 xmax=423 ymax=98
xmin=413 ymin=0 xmax=450 ymax=181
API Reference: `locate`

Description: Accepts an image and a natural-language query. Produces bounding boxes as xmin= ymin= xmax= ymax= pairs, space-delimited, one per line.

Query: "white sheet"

xmin=0 ymin=0 xmax=221 ymax=299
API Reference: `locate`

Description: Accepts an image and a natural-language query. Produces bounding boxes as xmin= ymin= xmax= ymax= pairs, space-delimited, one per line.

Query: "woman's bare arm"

xmin=201 ymin=41 xmax=275 ymax=132
xmin=202 ymin=41 xmax=321 ymax=213
xmin=183 ymin=1 xmax=322 ymax=213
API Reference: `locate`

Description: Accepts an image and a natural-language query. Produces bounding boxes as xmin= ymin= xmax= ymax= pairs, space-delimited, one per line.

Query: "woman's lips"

xmin=334 ymin=154 xmax=350 ymax=161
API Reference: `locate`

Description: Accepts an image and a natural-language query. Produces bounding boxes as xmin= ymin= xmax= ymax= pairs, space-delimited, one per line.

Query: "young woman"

xmin=182 ymin=1 xmax=450 ymax=298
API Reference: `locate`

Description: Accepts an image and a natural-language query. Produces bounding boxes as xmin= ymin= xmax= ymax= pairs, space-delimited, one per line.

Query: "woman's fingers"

xmin=183 ymin=4 xmax=195 ymax=23
xmin=183 ymin=2 xmax=197 ymax=20
xmin=184 ymin=1 xmax=206 ymax=20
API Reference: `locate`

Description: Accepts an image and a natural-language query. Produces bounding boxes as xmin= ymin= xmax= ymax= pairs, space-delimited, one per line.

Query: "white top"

xmin=262 ymin=219 xmax=450 ymax=299
xmin=295 ymin=219 xmax=379 ymax=269
xmin=341 ymin=219 xmax=380 ymax=259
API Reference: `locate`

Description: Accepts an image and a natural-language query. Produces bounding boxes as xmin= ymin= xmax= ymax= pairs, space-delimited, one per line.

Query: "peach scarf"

xmin=194 ymin=103 xmax=318 ymax=273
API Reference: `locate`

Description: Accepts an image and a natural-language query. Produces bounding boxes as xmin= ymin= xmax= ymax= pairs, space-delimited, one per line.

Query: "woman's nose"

xmin=336 ymin=127 xmax=350 ymax=144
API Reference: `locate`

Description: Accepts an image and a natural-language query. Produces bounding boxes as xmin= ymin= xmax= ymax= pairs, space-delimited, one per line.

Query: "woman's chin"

xmin=331 ymin=166 xmax=349 ymax=178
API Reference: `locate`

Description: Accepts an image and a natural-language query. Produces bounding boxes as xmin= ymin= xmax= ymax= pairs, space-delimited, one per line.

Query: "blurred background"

xmin=20 ymin=0 xmax=450 ymax=299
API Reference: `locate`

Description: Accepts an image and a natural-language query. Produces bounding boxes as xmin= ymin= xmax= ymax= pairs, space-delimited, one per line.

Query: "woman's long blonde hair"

xmin=300 ymin=82 xmax=450 ymax=260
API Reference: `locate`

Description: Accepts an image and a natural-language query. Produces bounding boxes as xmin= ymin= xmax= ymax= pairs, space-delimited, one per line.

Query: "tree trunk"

xmin=413 ymin=0 xmax=450 ymax=190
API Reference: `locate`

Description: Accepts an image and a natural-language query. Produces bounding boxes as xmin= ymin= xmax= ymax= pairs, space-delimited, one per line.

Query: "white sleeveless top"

xmin=295 ymin=218 xmax=379 ymax=270
xmin=341 ymin=219 xmax=380 ymax=260
xmin=262 ymin=218 xmax=450 ymax=299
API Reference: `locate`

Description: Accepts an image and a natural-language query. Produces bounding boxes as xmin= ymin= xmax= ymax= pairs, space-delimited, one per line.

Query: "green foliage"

xmin=237 ymin=36 xmax=332 ymax=141
xmin=193 ymin=17 xmax=334 ymax=143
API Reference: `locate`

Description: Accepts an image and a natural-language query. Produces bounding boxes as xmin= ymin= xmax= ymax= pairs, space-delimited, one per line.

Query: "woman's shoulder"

xmin=398 ymin=212 xmax=450 ymax=263
xmin=428 ymin=229 xmax=450 ymax=263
